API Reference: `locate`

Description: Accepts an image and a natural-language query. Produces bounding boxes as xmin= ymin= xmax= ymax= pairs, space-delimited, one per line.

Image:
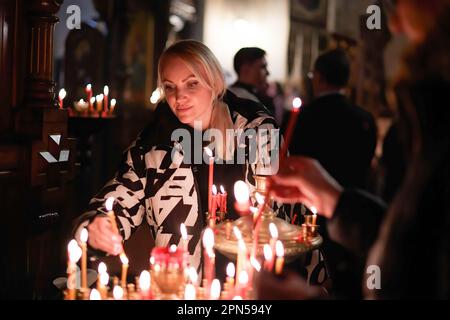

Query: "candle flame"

xmin=202 ymin=228 xmax=214 ymax=249
xmin=226 ymin=263 xmax=235 ymax=278
xmin=292 ymin=97 xmax=302 ymax=109
xmin=100 ymin=272 xmax=109 ymax=286
xmin=188 ymin=266 xmax=198 ymax=284
xmin=169 ymin=244 xmax=177 ymax=253
xmin=105 ymin=197 xmax=114 ymax=211
xmin=212 ymin=184 xmax=217 ymax=195
xmin=255 ymin=192 xmax=265 ymax=205
xmin=120 ymin=253 xmax=129 ymax=265
xmin=275 ymin=240 xmax=284 ymax=257
xmin=233 ymin=226 xmax=242 ymax=240
xmin=238 ymin=271 xmax=249 ymax=285
xmin=149 ymin=256 xmax=155 ymax=265
xmin=90 ymin=97 xmax=96 ymax=104
xmin=110 ymin=99 xmax=117 ymax=108
xmin=310 ymin=206 xmax=318 ymax=215
xmin=79 ymin=99 xmax=85 ymax=103
xmin=233 ymin=295 xmax=243 ymax=300
xmin=204 ymin=147 xmax=213 ymax=158
xmin=249 ymin=206 xmax=258 ymax=214
xmin=180 ymin=223 xmax=188 ymax=240
xmin=250 ymin=256 xmax=262 ymax=272
xmin=210 ymin=279 xmax=221 ymax=299
xmin=150 ymin=88 xmax=162 ymax=104
xmin=103 ymin=85 xmax=109 ymax=96
xmin=89 ymin=289 xmax=101 ymax=300
xmin=86 ymin=84 xmax=92 ymax=90
xmin=184 ymin=283 xmax=196 ymax=300
xmin=98 ymin=262 xmax=107 ymax=274
xmin=58 ymin=88 xmax=66 ymax=99
xmin=80 ymin=228 xmax=88 ymax=243
xmin=113 ymin=285 xmax=124 ymax=300
xmin=263 ymin=244 xmax=273 ymax=261
xmin=220 ymin=185 xmax=225 ymax=194
xmin=269 ymin=223 xmax=278 ymax=239
xmin=96 ymin=95 xmax=102 ymax=102
xmin=68 ymin=240 xmax=82 ymax=263
xmin=139 ymin=270 xmax=151 ymax=291
xmin=233 ymin=181 xmax=249 ymax=204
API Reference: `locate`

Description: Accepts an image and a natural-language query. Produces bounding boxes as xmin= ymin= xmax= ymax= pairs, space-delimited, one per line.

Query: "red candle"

xmin=211 ymin=185 xmax=218 ymax=220
xmin=103 ymin=85 xmax=109 ymax=114
xmin=220 ymin=185 xmax=227 ymax=213
xmin=205 ymin=147 xmax=214 ymax=213
xmin=58 ymin=89 xmax=66 ymax=109
xmin=86 ymin=84 xmax=93 ymax=111
xmin=280 ymin=97 xmax=302 ymax=160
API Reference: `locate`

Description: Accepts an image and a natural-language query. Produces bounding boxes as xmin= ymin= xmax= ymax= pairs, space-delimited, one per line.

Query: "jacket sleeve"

xmin=73 ymin=140 xmax=149 ymax=244
xmin=327 ymin=189 xmax=387 ymax=259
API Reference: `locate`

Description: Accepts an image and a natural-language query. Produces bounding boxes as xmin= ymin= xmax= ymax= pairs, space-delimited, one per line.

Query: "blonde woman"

xmin=73 ymin=40 xmax=283 ymax=272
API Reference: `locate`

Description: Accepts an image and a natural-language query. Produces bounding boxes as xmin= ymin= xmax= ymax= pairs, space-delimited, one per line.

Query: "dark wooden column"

xmin=1 ymin=0 xmax=77 ymax=299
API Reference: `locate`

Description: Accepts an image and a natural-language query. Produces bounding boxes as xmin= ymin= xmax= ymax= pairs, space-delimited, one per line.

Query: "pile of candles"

xmin=58 ymin=84 xmax=117 ymax=117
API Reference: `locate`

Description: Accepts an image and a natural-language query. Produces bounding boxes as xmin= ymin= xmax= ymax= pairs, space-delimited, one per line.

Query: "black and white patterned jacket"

xmin=75 ymin=90 xmax=284 ymax=271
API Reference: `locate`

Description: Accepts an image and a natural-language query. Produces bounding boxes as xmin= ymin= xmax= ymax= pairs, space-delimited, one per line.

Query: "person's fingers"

xmin=98 ymin=219 xmax=123 ymax=242
xmin=87 ymin=217 xmax=123 ymax=255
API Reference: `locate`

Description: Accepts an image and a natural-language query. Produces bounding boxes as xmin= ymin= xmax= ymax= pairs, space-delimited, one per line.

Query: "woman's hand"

xmin=270 ymin=156 xmax=343 ymax=218
xmin=87 ymin=216 xmax=123 ymax=255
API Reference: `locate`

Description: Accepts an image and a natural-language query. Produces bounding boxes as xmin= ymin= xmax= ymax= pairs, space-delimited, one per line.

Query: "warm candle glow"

xmin=292 ymin=97 xmax=302 ymax=109
xmin=139 ymin=270 xmax=151 ymax=291
xmin=105 ymin=197 xmax=114 ymax=211
xmin=90 ymin=289 xmax=101 ymax=300
xmin=113 ymin=286 xmax=124 ymax=300
xmin=90 ymin=97 xmax=96 ymax=105
xmin=68 ymin=240 xmax=82 ymax=263
xmin=238 ymin=271 xmax=249 ymax=285
xmin=184 ymin=283 xmax=196 ymax=300
xmin=269 ymin=223 xmax=278 ymax=239
xmin=255 ymin=192 xmax=265 ymax=205
xmin=210 ymin=279 xmax=221 ymax=299
xmin=220 ymin=185 xmax=225 ymax=194
xmin=250 ymin=256 xmax=261 ymax=272
xmin=86 ymin=84 xmax=92 ymax=91
xmin=169 ymin=244 xmax=177 ymax=253
xmin=226 ymin=263 xmax=235 ymax=278
xmin=188 ymin=266 xmax=198 ymax=284
xmin=100 ymin=272 xmax=109 ymax=286
xmin=234 ymin=181 xmax=249 ymax=204
xmin=59 ymin=89 xmax=66 ymax=100
xmin=103 ymin=85 xmax=109 ymax=96
xmin=233 ymin=296 xmax=243 ymax=300
xmin=250 ymin=207 xmax=258 ymax=214
xmin=275 ymin=240 xmax=284 ymax=257
xmin=120 ymin=253 xmax=129 ymax=265
xmin=80 ymin=228 xmax=88 ymax=243
xmin=149 ymin=256 xmax=155 ymax=265
xmin=202 ymin=228 xmax=214 ymax=249
xmin=212 ymin=184 xmax=217 ymax=195
xmin=264 ymin=244 xmax=273 ymax=261
xmin=110 ymin=99 xmax=117 ymax=108
xmin=98 ymin=262 xmax=107 ymax=274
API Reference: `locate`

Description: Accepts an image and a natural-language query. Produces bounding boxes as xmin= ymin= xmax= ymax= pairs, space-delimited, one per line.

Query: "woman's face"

xmin=161 ymin=56 xmax=214 ymax=129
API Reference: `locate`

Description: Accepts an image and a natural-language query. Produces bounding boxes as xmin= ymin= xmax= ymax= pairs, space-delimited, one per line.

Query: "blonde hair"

xmin=157 ymin=40 xmax=234 ymax=160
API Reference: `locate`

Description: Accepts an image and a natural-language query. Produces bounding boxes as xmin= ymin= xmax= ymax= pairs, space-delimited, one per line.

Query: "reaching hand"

xmin=87 ymin=216 xmax=123 ymax=255
xmin=270 ymin=156 xmax=343 ymax=218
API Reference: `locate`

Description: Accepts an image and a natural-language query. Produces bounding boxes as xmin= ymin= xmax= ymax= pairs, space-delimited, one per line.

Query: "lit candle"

xmin=250 ymin=256 xmax=261 ymax=273
xmin=310 ymin=206 xmax=318 ymax=226
xmin=202 ymin=228 xmax=215 ymax=298
xmin=274 ymin=240 xmax=285 ymax=275
xmin=188 ymin=266 xmax=198 ymax=286
xmin=280 ymin=97 xmax=302 ymax=160
xmin=204 ymin=147 xmax=214 ymax=214
xmin=97 ymin=262 xmax=107 ymax=292
xmin=139 ymin=270 xmax=151 ymax=299
xmin=96 ymin=94 xmax=103 ymax=113
xmin=237 ymin=270 xmax=249 ymax=299
xmin=120 ymin=253 xmax=129 ymax=288
xmin=86 ymin=84 xmax=93 ymax=112
xmin=103 ymin=85 xmax=109 ymax=114
xmin=80 ymin=228 xmax=88 ymax=290
xmin=89 ymin=288 xmax=101 ymax=300
xmin=113 ymin=285 xmax=124 ymax=300
xmin=211 ymin=184 xmax=218 ymax=222
xmin=184 ymin=283 xmax=196 ymax=300
xmin=233 ymin=180 xmax=250 ymax=213
xmin=219 ymin=185 xmax=227 ymax=213
xmin=263 ymin=244 xmax=273 ymax=271
xmin=105 ymin=197 xmax=120 ymax=235
xmin=90 ymin=97 xmax=96 ymax=113
xmin=210 ymin=279 xmax=221 ymax=300
xmin=225 ymin=262 xmax=236 ymax=297
xmin=58 ymin=89 xmax=66 ymax=109
xmin=180 ymin=223 xmax=188 ymax=253
xmin=67 ymin=240 xmax=82 ymax=300
xmin=99 ymin=272 xmax=109 ymax=299
xmin=269 ymin=222 xmax=278 ymax=262
xmin=110 ymin=99 xmax=117 ymax=114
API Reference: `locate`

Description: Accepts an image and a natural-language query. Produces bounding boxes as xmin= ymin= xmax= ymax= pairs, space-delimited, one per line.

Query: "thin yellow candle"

xmin=263 ymin=244 xmax=273 ymax=271
xmin=97 ymin=262 xmax=107 ymax=291
xmin=274 ymin=240 xmax=285 ymax=275
xmin=80 ymin=228 xmax=88 ymax=290
xmin=210 ymin=279 xmax=221 ymax=300
xmin=311 ymin=206 xmax=318 ymax=226
xmin=67 ymin=240 xmax=82 ymax=300
xmin=105 ymin=197 xmax=120 ymax=234
xmin=120 ymin=253 xmax=129 ymax=288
